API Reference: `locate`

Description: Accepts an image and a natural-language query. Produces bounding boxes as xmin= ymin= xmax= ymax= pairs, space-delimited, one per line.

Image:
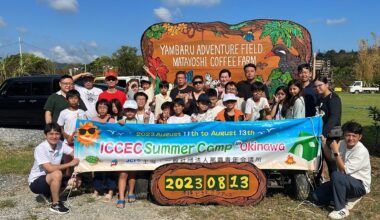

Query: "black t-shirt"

xmin=169 ymin=85 xmax=194 ymax=100
xmin=237 ymin=80 xmax=269 ymax=100
xmin=316 ymin=92 xmax=342 ymax=136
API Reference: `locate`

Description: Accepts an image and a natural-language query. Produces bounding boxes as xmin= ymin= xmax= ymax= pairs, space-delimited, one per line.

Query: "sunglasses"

xmin=106 ymin=77 xmax=117 ymax=81
xmin=193 ymin=81 xmax=203 ymax=85
xmin=78 ymin=128 xmax=96 ymax=135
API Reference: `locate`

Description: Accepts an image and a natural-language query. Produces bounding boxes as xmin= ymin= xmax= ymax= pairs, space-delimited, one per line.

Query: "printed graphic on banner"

xmin=74 ymin=117 xmax=322 ymax=173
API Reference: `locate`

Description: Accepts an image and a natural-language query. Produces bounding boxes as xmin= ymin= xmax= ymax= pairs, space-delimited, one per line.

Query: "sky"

xmin=0 ymin=0 xmax=379 ymax=64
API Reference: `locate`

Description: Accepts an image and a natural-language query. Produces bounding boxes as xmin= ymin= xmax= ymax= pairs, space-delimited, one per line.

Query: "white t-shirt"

xmin=340 ymin=141 xmax=371 ymax=193
xmin=205 ymin=105 xmax=224 ymax=121
xmin=28 ymin=140 xmax=73 ymax=184
xmin=167 ymin=114 xmax=192 ymax=124
xmin=75 ymin=85 xmax=103 ymax=119
xmin=57 ymin=109 xmax=87 ymax=138
xmin=136 ymin=111 xmax=155 ymax=124
xmin=154 ymin=93 xmax=172 ymax=117
xmin=245 ymin=97 xmax=269 ymax=121
xmin=191 ymin=111 xmax=214 ymax=122
xmin=143 ymin=86 xmax=155 ymax=110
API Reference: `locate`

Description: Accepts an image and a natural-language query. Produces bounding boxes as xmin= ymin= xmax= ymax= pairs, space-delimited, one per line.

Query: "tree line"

xmin=1 ymin=34 xmax=379 ymax=87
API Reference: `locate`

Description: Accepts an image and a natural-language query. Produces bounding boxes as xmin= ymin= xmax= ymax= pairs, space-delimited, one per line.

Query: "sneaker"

xmin=328 ymin=208 xmax=349 ymax=219
xmin=49 ymin=201 xmax=70 ymax=214
xmin=346 ymin=197 xmax=362 ymax=210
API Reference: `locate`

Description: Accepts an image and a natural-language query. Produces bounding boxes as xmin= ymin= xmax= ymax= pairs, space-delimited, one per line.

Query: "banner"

xmin=74 ymin=117 xmax=322 ymax=173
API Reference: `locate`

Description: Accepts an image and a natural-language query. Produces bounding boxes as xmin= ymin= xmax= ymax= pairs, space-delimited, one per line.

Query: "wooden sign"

xmin=141 ymin=20 xmax=312 ymax=95
xmin=150 ymin=163 xmax=267 ymax=206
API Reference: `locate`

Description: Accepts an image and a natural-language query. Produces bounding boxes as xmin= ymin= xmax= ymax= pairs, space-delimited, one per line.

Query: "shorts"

xmin=29 ymin=175 xmax=70 ymax=196
xmin=29 ymin=175 xmax=50 ymax=196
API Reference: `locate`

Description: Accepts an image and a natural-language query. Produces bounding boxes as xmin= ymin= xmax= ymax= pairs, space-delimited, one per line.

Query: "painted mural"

xmin=141 ymin=19 xmax=312 ymax=96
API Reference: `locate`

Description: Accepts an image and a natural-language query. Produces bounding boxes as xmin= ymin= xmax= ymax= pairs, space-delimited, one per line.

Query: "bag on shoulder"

xmin=327 ymin=126 xmax=343 ymax=138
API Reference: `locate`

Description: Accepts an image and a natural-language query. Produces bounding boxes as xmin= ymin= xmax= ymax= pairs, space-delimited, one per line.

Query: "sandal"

xmin=127 ymin=194 xmax=136 ymax=203
xmin=116 ymin=199 xmax=125 ymax=208
xmin=103 ymin=194 xmax=112 ymax=203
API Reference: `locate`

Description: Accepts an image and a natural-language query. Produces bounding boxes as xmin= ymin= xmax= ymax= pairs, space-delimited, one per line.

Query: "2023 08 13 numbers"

xmin=165 ymin=175 xmax=249 ymax=191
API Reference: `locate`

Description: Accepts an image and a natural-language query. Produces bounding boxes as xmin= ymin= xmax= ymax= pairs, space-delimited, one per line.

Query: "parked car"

xmin=0 ymin=75 xmax=123 ymax=127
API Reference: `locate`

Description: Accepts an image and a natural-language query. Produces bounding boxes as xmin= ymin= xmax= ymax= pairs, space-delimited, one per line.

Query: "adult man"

xmin=312 ymin=121 xmax=371 ymax=219
xmin=28 ymin=123 xmax=79 ymax=214
xmin=73 ymin=72 xmax=103 ymax=118
xmin=237 ymin=63 xmax=269 ymax=100
xmin=44 ymin=75 xmax=87 ymax=124
xmin=297 ymin=63 xmax=317 ymax=117
xmin=98 ymin=71 xmax=126 ymax=105
xmin=169 ymin=71 xmax=194 ymax=101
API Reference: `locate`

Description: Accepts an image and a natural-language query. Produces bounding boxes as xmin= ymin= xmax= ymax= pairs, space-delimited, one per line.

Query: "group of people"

xmin=27 ymin=63 xmax=371 ymax=219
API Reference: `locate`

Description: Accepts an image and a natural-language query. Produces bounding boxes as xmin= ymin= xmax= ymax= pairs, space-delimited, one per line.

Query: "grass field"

xmin=0 ymin=92 xmax=379 ymax=219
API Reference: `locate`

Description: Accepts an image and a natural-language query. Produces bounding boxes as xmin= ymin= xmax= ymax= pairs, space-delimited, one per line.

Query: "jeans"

xmin=312 ymin=171 xmax=366 ymax=210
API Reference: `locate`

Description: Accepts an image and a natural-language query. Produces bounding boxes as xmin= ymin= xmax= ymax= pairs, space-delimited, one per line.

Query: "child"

xmin=91 ymin=99 xmax=116 ymax=202
xmin=191 ymin=93 xmax=213 ymax=122
xmin=134 ymin=92 xmax=155 ymax=124
xmin=156 ymin=101 xmax=172 ymax=124
xmin=215 ymin=93 xmax=244 ymax=122
xmin=92 ymin=99 xmax=115 ymax=123
xmin=270 ymin=86 xmax=289 ymax=120
xmin=285 ymin=79 xmax=305 ymax=119
xmin=57 ymin=89 xmax=87 ymax=175
xmin=167 ymin=98 xmax=192 ymax=124
xmin=110 ymin=99 xmax=124 ymax=122
xmin=245 ymin=82 xmax=271 ymax=121
xmin=152 ymin=81 xmax=172 ymax=118
xmin=126 ymin=79 xmax=139 ymax=100
xmin=116 ymin=100 xmax=138 ymax=207
xmin=217 ymin=81 xmax=245 ymax=112
xmin=204 ymin=88 xmax=224 ymax=120
xmin=119 ymin=100 xmax=138 ymax=124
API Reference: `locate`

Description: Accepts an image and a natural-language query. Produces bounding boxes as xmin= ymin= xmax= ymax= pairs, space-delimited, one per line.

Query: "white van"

xmin=94 ymin=76 xmax=144 ymax=88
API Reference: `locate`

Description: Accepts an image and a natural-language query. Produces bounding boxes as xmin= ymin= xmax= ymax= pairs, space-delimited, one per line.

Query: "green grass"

xmin=0 ymin=199 xmax=16 ymax=208
xmin=339 ymin=92 xmax=380 ymax=151
xmin=0 ymin=146 xmax=34 ymax=175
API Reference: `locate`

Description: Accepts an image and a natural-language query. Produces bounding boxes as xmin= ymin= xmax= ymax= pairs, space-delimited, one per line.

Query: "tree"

xmin=354 ymin=33 xmax=380 ymax=83
xmin=88 ymin=56 xmax=114 ymax=75
xmin=112 ymin=46 xmax=143 ymax=76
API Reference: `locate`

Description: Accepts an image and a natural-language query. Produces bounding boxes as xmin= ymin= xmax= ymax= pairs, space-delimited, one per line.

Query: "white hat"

xmin=123 ymin=100 xmax=138 ymax=110
xmin=223 ymin=93 xmax=238 ymax=102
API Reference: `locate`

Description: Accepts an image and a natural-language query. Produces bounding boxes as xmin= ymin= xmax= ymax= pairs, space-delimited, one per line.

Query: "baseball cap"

xmin=223 ymin=93 xmax=238 ymax=102
xmin=123 ymin=100 xmax=138 ymax=110
xmin=82 ymin=73 xmax=95 ymax=79
xmin=105 ymin=71 xmax=118 ymax=78
xmin=197 ymin=93 xmax=210 ymax=104
xmin=140 ymin=76 xmax=151 ymax=84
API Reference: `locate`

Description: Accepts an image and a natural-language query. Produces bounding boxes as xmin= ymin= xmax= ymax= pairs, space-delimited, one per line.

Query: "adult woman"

xmin=314 ymin=76 xmax=342 ymax=182
xmin=314 ymin=76 xmax=342 ymax=138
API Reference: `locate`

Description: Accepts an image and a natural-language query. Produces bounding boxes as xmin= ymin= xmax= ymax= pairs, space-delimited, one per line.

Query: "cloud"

xmin=44 ymin=0 xmax=78 ymax=12
xmin=51 ymin=46 xmax=83 ymax=63
xmin=162 ymin=0 xmax=221 ymax=7
xmin=326 ymin=17 xmax=347 ymax=26
xmin=0 ymin=16 xmax=6 ymax=28
xmin=81 ymin=40 xmax=98 ymax=48
xmin=154 ymin=7 xmax=172 ymax=22
xmin=16 ymin=27 xmax=29 ymax=34
xmin=50 ymin=45 xmax=98 ymax=63
xmin=29 ymin=50 xmax=48 ymax=59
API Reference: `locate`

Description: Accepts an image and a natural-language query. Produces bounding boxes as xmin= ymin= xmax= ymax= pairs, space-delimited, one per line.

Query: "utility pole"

xmin=18 ymin=37 xmax=23 ymax=75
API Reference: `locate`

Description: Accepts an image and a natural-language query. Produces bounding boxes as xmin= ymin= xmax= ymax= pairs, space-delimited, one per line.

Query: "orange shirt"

xmin=215 ymin=108 xmax=244 ymax=122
